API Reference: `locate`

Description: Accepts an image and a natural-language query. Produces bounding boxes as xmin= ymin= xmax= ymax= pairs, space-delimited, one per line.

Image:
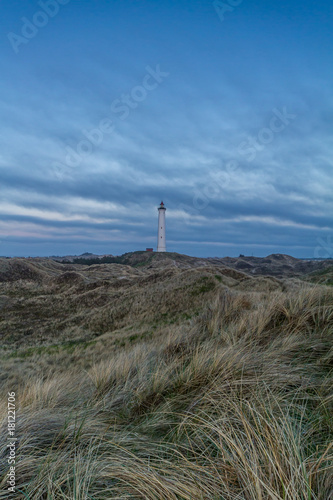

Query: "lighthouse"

xmin=157 ymin=201 xmax=166 ymax=252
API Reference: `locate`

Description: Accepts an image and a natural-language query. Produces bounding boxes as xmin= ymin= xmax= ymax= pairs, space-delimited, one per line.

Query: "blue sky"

xmin=0 ymin=0 xmax=332 ymax=257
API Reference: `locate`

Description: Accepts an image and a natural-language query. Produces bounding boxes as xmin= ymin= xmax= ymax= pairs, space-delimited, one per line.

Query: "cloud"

xmin=0 ymin=0 xmax=332 ymax=256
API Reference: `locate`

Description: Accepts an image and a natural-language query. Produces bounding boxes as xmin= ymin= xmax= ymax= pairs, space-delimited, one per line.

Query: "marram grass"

xmin=0 ymin=285 xmax=332 ymax=499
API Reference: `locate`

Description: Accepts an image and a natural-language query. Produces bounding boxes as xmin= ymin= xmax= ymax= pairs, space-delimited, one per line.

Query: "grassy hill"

xmin=0 ymin=256 xmax=332 ymax=498
xmin=304 ymin=265 xmax=333 ymax=287
xmin=59 ymin=251 xmax=333 ymax=278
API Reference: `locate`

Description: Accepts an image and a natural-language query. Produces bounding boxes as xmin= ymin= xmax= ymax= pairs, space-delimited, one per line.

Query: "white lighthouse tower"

xmin=157 ymin=201 xmax=166 ymax=252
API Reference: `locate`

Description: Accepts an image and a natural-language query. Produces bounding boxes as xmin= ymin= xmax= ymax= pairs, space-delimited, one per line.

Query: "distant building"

xmin=157 ymin=201 xmax=166 ymax=252
xmin=146 ymin=248 xmax=153 ymax=252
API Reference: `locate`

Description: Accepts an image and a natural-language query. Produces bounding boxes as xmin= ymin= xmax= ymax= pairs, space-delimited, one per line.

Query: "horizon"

xmin=0 ymin=0 xmax=332 ymax=259
xmin=1 ymin=249 xmax=332 ymax=261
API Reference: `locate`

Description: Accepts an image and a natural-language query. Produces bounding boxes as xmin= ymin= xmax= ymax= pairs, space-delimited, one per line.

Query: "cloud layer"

xmin=0 ymin=0 xmax=332 ymax=257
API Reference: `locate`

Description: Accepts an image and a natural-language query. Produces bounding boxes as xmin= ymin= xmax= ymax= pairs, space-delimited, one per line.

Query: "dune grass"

xmin=0 ymin=285 xmax=332 ymax=499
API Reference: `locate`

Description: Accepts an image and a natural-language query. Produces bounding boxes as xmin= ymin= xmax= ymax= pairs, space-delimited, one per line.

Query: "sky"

xmin=0 ymin=0 xmax=332 ymax=258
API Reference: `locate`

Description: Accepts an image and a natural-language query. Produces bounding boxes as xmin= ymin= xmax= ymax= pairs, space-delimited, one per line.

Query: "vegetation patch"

xmin=190 ymin=276 xmax=216 ymax=295
xmin=0 ymin=258 xmax=333 ymax=499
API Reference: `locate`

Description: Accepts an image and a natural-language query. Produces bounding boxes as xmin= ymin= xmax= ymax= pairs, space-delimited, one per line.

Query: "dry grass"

xmin=0 ymin=282 xmax=332 ymax=499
